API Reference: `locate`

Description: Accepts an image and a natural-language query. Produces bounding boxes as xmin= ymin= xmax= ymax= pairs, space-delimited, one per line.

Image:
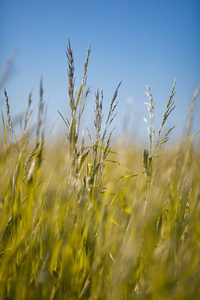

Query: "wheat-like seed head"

xmin=4 ymin=88 xmax=13 ymax=144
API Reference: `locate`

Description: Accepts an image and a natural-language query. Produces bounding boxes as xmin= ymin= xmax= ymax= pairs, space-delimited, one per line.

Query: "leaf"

xmin=115 ymin=172 xmax=145 ymax=180
xmin=79 ymin=273 xmax=91 ymax=298
xmin=106 ymin=160 xmax=133 ymax=174
xmin=110 ymin=193 xmax=118 ymax=206
xmin=1 ymin=112 xmax=8 ymax=164
xmin=96 ymin=145 xmax=132 ymax=159
xmin=109 ymin=218 xmax=122 ymax=228
xmin=36 ymin=169 xmax=53 ymax=187
xmin=75 ymin=84 xmax=83 ymax=109
xmin=57 ymin=110 xmax=69 ymax=128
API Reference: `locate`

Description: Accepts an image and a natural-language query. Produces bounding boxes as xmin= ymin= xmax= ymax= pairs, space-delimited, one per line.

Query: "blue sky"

xmin=0 ymin=0 xmax=200 ymax=144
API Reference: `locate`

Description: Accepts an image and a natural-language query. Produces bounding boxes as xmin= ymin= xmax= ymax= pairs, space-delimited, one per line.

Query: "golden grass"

xmin=0 ymin=41 xmax=200 ymax=299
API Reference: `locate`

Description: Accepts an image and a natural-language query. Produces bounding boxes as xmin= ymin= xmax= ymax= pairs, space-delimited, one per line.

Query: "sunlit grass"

xmin=0 ymin=41 xmax=200 ymax=299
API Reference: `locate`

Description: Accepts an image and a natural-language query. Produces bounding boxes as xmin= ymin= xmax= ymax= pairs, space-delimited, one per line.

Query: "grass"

xmin=0 ymin=41 xmax=200 ymax=300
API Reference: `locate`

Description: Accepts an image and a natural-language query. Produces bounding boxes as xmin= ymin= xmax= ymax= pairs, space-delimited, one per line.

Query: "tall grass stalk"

xmin=143 ymin=78 xmax=176 ymax=186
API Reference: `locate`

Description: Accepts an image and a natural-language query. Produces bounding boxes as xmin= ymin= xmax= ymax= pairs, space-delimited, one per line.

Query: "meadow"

xmin=0 ymin=41 xmax=200 ymax=299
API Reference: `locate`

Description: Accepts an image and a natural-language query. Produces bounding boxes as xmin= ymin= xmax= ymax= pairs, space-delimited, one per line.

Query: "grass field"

xmin=0 ymin=41 xmax=200 ymax=299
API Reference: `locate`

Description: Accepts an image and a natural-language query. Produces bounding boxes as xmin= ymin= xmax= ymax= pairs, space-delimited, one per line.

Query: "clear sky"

xmin=0 ymin=0 xmax=200 ymax=145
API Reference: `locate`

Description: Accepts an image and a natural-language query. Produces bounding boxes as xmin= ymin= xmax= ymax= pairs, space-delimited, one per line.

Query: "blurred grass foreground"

xmin=0 ymin=41 xmax=200 ymax=300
